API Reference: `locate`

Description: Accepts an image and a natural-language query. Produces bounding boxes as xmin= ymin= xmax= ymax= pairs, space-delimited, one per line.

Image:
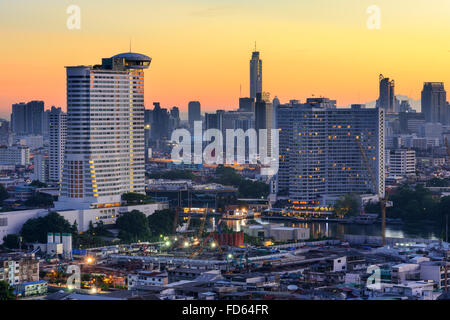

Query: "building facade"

xmin=277 ymin=101 xmax=385 ymax=204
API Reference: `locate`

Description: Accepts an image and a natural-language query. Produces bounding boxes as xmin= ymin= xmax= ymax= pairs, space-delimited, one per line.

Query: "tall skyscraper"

xmin=376 ymin=74 xmax=395 ymax=113
xmin=48 ymin=107 xmax=67 ymax=185
xmin=151 ymin=102 xmax=170 ymax=141
xmin=277 ymin=100 xmax=385 ymax=204
xmin=56 ymin=52 xmax=151 ymax=210
xmin=250 ymin=51 xmax=262 ymax=99
xmin=421 ymin=82 xmax=447 ymax=124
xmin=255 ymin=93 xmax=273 ymax=157
xmin=11 ymin=101 xmax=44 ymax=135
xmin=188 ymin=101 xmax=201 ymax=128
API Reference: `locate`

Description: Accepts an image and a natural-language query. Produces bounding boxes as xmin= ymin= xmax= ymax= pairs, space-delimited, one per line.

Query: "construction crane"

xmin=356 ymin=138 xmax=391 ymax=246
xmin=189 ymin=219 xmax=224 ymax=258
xmin=196 ymin=204 xmax=209 ymax=240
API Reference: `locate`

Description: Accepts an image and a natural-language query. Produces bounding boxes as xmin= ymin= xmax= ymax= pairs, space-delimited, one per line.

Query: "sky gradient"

xmin=1 ymin=0 xmax=450 ymax=119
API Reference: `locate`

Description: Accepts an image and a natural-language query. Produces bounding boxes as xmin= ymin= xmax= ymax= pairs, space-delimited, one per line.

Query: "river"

xmin=216 ymin=218 xmax=444 ymax=241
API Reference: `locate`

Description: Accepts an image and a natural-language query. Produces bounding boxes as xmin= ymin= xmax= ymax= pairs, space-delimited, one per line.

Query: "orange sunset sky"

xmin=1 ymin=0 xmax=450 ymax=119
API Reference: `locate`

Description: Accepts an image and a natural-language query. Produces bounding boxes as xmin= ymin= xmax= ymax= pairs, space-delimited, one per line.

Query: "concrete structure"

xmin=128 ymin=270 xmax=168 ymax=289
xmin=14 ymin=280 xmax=48 ymax=297
xmin=0 ymin=210 xmax=47 ymax=244
xmin=17 ymin=135 xmax=44 ymax=150
xmin=391 ymin=263 xmax=421 ymax=284
xmin=0 ymin=253 xmax=40 ymax=286
xmin=57 ymin=202 xmax=167 ymax=232
xmin=388 ymin=149 xmax=416 ymax=176
xmin=33 ymin=153 xmax=49 ymax=183
xmin=420 ymin=261 xmax=450 ymax=289
xmin=57 ymin=52 xmax=151 ymax=210
xmin=242 ymin=223 xmax=310 ymax=242
xmin=0 ymin=145 xmax=30 ymax=166
xmin=277 ymin=100 xmax=385 ymax=203
xmin=48 ymin=107 xmax=67 ymax=185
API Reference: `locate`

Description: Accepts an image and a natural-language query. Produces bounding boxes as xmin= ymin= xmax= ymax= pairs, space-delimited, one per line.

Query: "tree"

xmin=334 ymin=194 xmax=361 ymax=217
xmin=0 ymin=184 xmax=8 ymax=204
xmin=148 ymin=169 xmax=195 ymax=180
xmin=2 ymin=234 xmax=21 ymax=249
xmin=116 ymin=210 xmax=151 ymax=242
xmin=20 ymin=211 xmax=73 ymax=243
xmin=29 ymin=180 xmax=47 ymax=188
xmin=0 ymin=281 xmax=15 ymax=300
xmin=121 ymin=192 xmax=154 ymax=205
xmin=147 ymin=209 xmax=180 ymax=237
xmin=24 ymin=192 xmax=54 ymax=208
xmin=427 ymin=178 xmax=449 ymax=188
xmin=215 ymin=165 xmax=269 ymax=199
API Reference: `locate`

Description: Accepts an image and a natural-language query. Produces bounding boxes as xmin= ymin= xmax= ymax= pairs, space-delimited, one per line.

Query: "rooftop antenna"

xmin=254 ymin=41 xmax=257 ymax=52
xmin=129 ymin=38 xmax=132 ymax=53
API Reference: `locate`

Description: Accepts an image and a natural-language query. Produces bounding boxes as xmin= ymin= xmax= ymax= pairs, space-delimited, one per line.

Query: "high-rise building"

xmin=33 ymin=153 xmax=49 ymax=183
xmin=250 ymin=51 xmax=262 ymax=99
xmin=0 ymin=145 xmax=30 ymax=166
xmin=188 ymin=101 xmax=201 ymax=128
xmin=388 ymin=149 xmax=416 ymax=177
xmin=11 ymin=101 xmax=45 ymax=135
xmin=57 ymin=52 xmax=151 ymax=210
xmin=239 ymin=97 xmax=255 ymax=113
xmin=255 ymin=93 xmax=273 ymax=157
xmin=376 ymin=74 xmax=395 ymax=113
xmin=48 ymin=107 xmax=67 ymax=185
xmin=421 ymin=82 xmax=447 ymax=124
xmin=277 ymin=100 xmax=385 ymax=204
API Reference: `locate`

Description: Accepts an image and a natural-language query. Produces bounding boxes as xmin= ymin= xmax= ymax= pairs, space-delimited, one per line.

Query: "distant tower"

xmin=376 ymin=74 xmax=395 ymax=113
xmin=421 ymin=82 xmax=447 ymax=124
xmin=188 ymin=101 xmax=201 ymax=128
xmin=250 ymin=49 xmax=262 ymax=99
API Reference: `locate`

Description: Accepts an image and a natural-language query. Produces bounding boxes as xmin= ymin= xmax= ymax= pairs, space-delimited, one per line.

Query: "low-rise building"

xmin=128 ymin=270 xmax=168 ymax=289
xmin=0 ymin=253 xmax=40 ymax=286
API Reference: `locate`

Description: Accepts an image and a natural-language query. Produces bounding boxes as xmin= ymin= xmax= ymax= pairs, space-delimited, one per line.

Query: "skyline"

xmin=2 ymin=0 xmax=450 ymax=119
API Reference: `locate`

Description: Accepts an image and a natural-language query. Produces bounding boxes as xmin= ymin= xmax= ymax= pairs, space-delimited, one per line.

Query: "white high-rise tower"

xmin=48 ymin=107 xmax=67 ymax=185
xmin=56 ymin=52 xmax=151 ymax=210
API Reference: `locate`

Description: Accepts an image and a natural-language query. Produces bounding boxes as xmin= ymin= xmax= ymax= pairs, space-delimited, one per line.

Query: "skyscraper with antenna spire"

xmin=250 ymin=46 xmax=262 ymax=99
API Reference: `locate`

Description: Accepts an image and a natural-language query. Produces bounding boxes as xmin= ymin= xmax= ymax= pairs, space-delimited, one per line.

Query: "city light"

xmin=86 ymin=257 xmax=94 ymax=264
xmin=184 ymin=241 xmax=190 ymax=248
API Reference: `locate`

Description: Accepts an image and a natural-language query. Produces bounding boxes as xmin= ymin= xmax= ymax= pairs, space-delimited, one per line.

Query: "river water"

xmin=218 ymin=218 xmax=444 ymax=241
